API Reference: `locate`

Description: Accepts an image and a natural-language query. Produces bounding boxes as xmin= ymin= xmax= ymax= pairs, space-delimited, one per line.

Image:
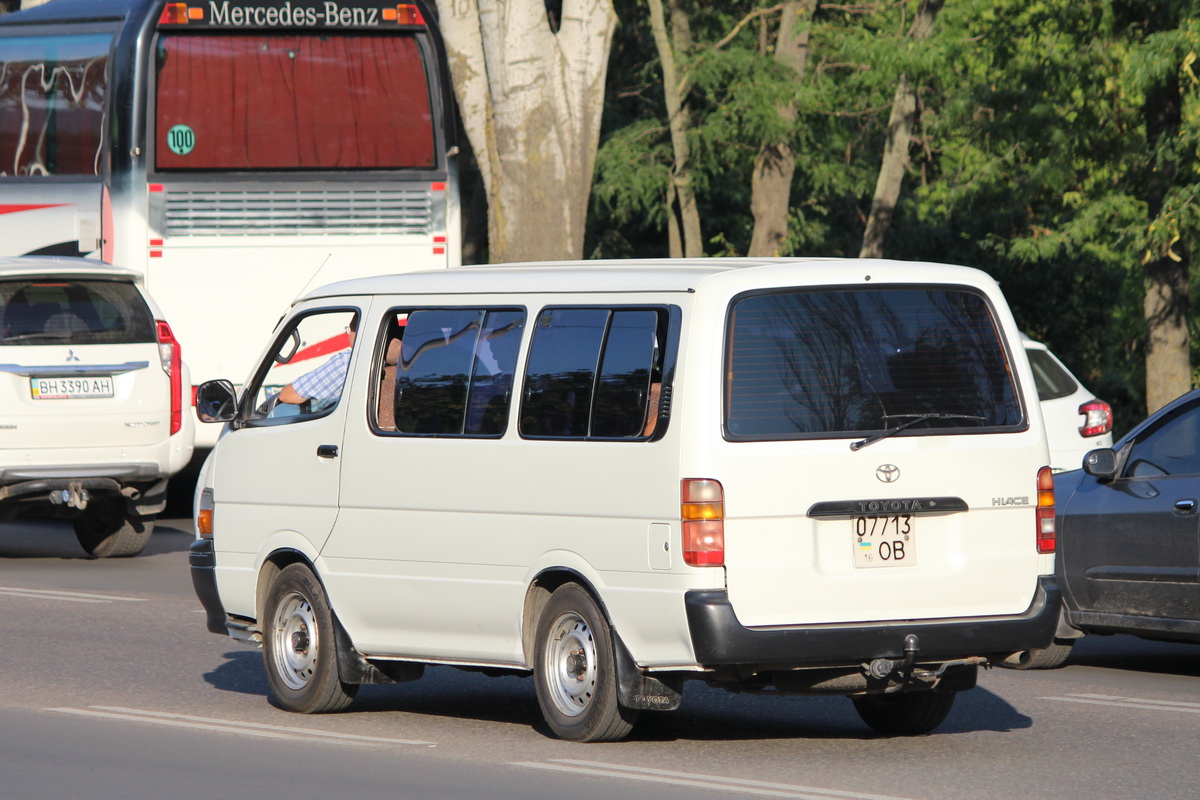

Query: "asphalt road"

xmin=0 ymin=517 xmax=1197 ymax=800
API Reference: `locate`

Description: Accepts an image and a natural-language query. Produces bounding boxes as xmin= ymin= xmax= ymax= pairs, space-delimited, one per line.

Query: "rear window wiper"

xmin=0 ymin=331 xmax=73 ymax=343
xmin=850 ymin=413 xmax=986 ymax=451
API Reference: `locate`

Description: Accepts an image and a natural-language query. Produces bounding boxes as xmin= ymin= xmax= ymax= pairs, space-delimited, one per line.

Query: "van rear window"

xmin=725 ymin=287 xmax=1023 ymax=440
xmin=0 ymin=279 xmax=155 ymax=345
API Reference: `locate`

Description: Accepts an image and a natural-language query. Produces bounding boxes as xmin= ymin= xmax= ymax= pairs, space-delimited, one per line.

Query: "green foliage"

xmin=585 ymin=0 xmax=1200 ymax=429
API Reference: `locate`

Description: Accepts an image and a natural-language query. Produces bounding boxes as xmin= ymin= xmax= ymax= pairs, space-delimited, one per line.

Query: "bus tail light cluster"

xmin=682 ymin=479 xmax=724 ymax=567
xmin=1036 ymin=466 xmax=1055 ymax=554
xmin=156 ymin=320 xmax=183 ymax=435
xmin=159 ymin=3 xmax=203 ymax=24
xmin=1078 ymin=398 xmax=1113 ymax=438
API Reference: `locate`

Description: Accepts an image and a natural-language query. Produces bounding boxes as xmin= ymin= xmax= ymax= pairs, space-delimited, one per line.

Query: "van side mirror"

xmin=196 ymin=379 xmax=238 ymax=423
xmin=1082 ymin=448 xmax=1118 ymax=479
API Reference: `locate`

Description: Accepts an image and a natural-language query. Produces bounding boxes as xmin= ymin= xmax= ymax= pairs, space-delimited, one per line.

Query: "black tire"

xmin=262 ymin=563 xmax=358 ymax=714
xmin=852 ymin=690 xmax=956 ymax=736
xmin=72 ymin=500 xmax=153 ymax=558
xmin=999 ymin=639 xmax=1075 ymax=670
xmin=533 ymin=583 xmax=639 ymax=742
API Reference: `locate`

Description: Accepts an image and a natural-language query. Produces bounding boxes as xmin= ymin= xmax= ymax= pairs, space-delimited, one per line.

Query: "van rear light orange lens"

xmin=1036 ymin=466 xmax=1055 ymax=553
xmin=682 ymin=479 xmax=724 ymax=566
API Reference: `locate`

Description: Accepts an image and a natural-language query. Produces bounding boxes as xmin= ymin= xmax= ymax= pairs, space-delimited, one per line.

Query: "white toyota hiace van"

xmin=190 ymin=258 xmax=1060 ymax=741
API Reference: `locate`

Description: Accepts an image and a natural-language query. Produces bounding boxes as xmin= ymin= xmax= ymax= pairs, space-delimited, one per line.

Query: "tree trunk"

xmin=1142 ymin=64 xmax=1190 ymax=413
xmin=648 ymin=0 xmax=702 ymax=256
xmin=436 ymin=0 xmax=616 ymax=263
xmin=748 ymin=0 xmax=815 ymax=257
xmin=859 ymin=0 xmax=944 ymax=259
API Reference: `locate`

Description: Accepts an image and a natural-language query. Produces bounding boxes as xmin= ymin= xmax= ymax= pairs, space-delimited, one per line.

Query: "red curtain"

xmin=155 ymin=34 xmax=435 ymax=170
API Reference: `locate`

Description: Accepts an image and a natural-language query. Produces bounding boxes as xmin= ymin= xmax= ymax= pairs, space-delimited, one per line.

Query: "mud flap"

xmin=613 ymin=631 xmax=683 ymax=711
xmin=333 ymin=614 xmax=424 ymax=685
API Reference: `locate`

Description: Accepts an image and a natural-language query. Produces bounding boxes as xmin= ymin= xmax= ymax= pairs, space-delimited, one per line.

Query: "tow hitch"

xmin=864 ymin=634 xmax=988 ymax=692
xmin=48 ymin=482 xmax=91 ymax=510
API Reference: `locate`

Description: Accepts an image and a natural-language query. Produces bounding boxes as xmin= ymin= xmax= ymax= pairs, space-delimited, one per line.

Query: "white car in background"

xmin=0 ymin=257 xmax=194 ymax=557
xmin=1023 ymin=336 xmax=1113 ymax=471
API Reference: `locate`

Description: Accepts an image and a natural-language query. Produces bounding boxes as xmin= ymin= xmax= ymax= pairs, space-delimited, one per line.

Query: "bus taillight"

xmin=159 ymin=3 xmax=203 ymax=24
xmin=395 ymin=5 xmax=426 ymax=25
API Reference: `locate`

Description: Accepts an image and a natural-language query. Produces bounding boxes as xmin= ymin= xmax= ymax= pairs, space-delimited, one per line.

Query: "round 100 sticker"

xmin=166 ymin=124 xmax=195 ymax=156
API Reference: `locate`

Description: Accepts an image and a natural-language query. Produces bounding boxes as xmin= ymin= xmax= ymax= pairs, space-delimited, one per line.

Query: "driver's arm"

xmin=277 ymin=383 xmax=307 ymax=405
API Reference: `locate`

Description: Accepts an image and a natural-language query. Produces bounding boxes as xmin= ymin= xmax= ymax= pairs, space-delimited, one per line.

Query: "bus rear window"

xmin=0 ymin=34 xmax=109 ymax=177
xmin=154 ymin=33 xmax=435 ymax=171
xmin=725 ymin=287 xmax=1024 ymax=440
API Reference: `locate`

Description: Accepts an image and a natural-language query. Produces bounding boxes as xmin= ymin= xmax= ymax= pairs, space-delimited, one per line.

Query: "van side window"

xmin=521 ymin=308 xmax=662 ymax=440
xmin=244 ymin=308 xmax=359 ymax=424
xmin=389 ymin=308 xmax=524 ymax=436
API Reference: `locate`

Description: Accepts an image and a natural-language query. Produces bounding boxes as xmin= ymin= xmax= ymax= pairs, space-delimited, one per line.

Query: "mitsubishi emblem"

xmin=66 ymin=349 xmax=81 ymax=362
xmin=875 ymin=464 xmax=900 ymax=483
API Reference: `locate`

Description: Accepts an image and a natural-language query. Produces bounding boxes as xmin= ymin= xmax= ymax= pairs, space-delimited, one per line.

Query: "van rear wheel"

xmin=73 ymin=500 xmax=153 ymax=558
xmin=851 ymin=690 xmax=955 ymax=736
xmin=533 ymin=583 xmax=638 ymax=742
xmin=262 ymin=563 xmax=357 ymax=714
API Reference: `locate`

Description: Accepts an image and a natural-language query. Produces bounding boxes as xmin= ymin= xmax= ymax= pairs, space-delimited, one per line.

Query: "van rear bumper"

xmin=684 ymin=576 xmax=1060 ymax=668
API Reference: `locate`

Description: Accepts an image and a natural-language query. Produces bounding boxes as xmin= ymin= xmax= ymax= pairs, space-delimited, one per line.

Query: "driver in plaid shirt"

xmin=277 ymin=316 xmax=356 ymax=408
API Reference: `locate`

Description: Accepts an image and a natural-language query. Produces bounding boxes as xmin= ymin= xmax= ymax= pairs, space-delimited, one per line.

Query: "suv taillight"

xmin=1036 ymin=466 xmax=1055 ymax=553
xmin=156 ymin=320 xmax=182 ymax=435
xmin=1078 ymin=399 xmax=1112 ymax=438
xmin=682 ymin=479 xmax=724 ymax=567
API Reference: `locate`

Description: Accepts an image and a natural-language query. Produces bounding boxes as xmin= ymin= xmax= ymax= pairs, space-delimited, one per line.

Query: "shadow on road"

xmin=0 ymin=516 xmax=193 ymax=559
xmin=204 ymin=653 xmax=1032 ymax=742
xmin=1065 ymin=633 xmax=1200 ymax=678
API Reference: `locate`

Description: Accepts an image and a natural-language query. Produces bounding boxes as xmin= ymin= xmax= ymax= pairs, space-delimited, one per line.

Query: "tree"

xmin=748 ymin=0 xmax=816 ymax=257
xmin=858 ymin=0 xmax=944 ymax=259
xmin=435 ymin=0 xmax=617 ymax=263
xmin=647 ymin=0 xmax=703 ymax=256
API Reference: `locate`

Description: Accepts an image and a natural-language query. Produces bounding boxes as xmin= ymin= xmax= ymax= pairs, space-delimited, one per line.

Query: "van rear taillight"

xmin=1078 ymin=399 xmax=1113 ymax=438
xmin=682 ymin=479 xmax=724 ymax=567
xmin=1036 ymin=466 xmax=1055 ymax=553
xmin=156 ymin=320 xmax=182 ymax=435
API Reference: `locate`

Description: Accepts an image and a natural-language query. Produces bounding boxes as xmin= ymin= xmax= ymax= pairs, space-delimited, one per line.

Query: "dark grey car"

xmin=1006 ymin=388 xmax=1200 ymax=668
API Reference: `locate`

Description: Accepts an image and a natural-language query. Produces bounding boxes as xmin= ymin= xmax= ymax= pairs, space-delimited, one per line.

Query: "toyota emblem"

xmin=875 ymin=464 xmax=900 ymax=483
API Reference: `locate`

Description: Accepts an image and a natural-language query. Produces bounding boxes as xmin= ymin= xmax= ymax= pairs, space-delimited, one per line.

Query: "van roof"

xmin=300 ymin=257 xmax=997 ymax=303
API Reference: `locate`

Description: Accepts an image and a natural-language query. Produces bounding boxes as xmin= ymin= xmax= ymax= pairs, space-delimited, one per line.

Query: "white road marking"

xmin=0 ymin=587 xmax=146 ymax=603
xmin=1041 ymin=693 xmax=1200 ymax=714
xmin=514 ymin=759 xmax=920 ymax=800
xmin=46 ymin=706 xmax=435 ymax=747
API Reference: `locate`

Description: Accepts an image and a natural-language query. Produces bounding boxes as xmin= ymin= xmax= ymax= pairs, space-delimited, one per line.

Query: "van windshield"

xmin=725 ymin=287 xmax=1024 ymax=440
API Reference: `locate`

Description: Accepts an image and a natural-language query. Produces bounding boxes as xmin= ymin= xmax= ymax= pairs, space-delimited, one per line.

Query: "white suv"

xmin=1023 ymin=337 xmax=1113 ymax=471
xmin=0 ymin=256 xmax=194 ymax=557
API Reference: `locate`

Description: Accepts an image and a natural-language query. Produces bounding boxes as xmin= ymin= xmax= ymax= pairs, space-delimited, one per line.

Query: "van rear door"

xmin=718 ymin=285 xmax=1045 ymax=627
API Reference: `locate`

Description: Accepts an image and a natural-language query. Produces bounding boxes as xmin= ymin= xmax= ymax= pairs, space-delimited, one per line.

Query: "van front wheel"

xmin=533 ymin=584 xmax=638 ymax=742
xmin=262 ymin=563 xmax=358 ymax=714
xmin=851 ymin=690 xmax=955 ymax=736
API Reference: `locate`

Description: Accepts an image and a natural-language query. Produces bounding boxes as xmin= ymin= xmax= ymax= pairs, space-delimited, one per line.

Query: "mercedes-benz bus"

xmin=0 ymin=0 xmax=461 ymax=445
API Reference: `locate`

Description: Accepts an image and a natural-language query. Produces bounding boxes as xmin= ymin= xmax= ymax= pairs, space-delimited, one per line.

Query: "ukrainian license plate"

xmin=30 ymin=376 xmax=114 ymax=400
xmin=853 ymin=515 xmax=916 ymax=568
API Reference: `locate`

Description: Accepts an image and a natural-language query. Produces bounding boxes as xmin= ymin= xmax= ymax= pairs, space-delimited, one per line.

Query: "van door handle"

xmin=1173 ymin=498 xmax=1196 ymax=515
xmin=316 ymin=445 xmax=339 ymax=459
